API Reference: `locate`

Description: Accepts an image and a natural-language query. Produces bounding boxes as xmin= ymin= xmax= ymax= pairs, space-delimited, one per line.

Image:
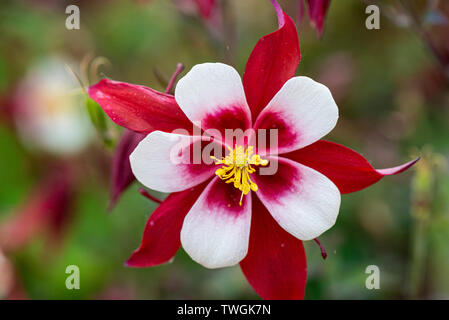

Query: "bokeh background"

xmin=0 ymin=0 xmax=448 ymax=299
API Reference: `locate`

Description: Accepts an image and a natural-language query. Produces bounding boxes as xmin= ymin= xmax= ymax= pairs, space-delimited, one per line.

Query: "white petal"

xmin=254 ymin=76 xmax=338 ymax=154
xmin=130 ymin=131 xmax=218 ymax=193
xmin=175 ymin=63 xmax=252 ymax=135
xmin=254 ymin=156 xmax=341 ymax=240
xmin=181 ymin=177 xmax=252 ymax=269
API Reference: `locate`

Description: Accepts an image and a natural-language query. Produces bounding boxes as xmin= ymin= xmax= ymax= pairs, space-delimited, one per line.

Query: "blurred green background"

xmin=0 ymin=0 xmax=448 ymax=299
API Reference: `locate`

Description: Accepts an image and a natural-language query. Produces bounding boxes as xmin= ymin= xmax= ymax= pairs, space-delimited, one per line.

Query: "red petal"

xmin=240 ymin=195 xmax=307 ymax=300
xmin=307 ymin=0 xmax=331 ymax=37
xmin=109 ymin=129 xmax=146 ymax=210
xmin=125 ymin=181 xmax=208 ymax=268
xmin=284 ymin=140 xmax=419 ymax=194
xmin=243 ymin=0 xmax=300 ymax=119
xmin=88 ymin=79 xmax=193 ymax=134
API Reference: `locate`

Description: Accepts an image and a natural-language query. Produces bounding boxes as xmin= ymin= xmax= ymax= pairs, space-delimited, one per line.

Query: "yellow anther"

xmin=211 ymin=145 xmax=268 ymax=206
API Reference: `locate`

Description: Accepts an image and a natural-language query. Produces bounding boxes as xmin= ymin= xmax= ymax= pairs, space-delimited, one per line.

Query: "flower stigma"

xmin=211 ymin=145 xmax=268 ymax=206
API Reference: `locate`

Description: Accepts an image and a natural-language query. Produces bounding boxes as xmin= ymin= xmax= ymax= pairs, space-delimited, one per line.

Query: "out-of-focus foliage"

xmin=0 ymin=0 xmax=448 ymax=299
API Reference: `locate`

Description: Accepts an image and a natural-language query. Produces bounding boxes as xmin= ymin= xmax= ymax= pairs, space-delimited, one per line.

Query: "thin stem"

xmin=408 ymin=154 xmax=432 ymax=299
xmin=314 ymin=238 xmax=327 ymax=260
xmin=138 ymin=188 xmax=162 ymax=204
xmin=409 ymin=211 xmax=428 ymax=298
xmin=165 ymin=63 xmax=185 ymax=94
xmin=153 ymin=67 xmax=169 ymax=89
xmin=90 ymin=56 xmax=111 ymax=84
xmin=80 ymin=53 xmax=93 ymax=87
xmin=64 ymin=64 xmax=86 ymax=94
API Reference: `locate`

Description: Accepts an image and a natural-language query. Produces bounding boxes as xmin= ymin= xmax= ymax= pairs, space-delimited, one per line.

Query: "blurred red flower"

xmin=0 ymin=164 xmax=75 ymax=252
xmin=299 ymin=0 xmax=331 ymax=37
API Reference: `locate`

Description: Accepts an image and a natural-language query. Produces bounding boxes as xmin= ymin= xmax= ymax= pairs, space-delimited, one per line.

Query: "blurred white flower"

xmin=14 ymin=57 xmax=93 ymax=155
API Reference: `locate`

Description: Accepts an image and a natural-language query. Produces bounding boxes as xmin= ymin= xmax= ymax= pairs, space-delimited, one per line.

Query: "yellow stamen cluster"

xmin=211 ymin=146 xmax=268 ymax=206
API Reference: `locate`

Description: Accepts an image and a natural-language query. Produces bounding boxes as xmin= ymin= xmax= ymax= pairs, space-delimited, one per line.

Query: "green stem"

xmin=408 ymin=155 xmax=432 ymax=298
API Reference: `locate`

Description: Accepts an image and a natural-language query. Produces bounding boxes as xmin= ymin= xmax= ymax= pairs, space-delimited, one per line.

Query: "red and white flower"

xmin=88 ymin=0 xmax=418 ymax=299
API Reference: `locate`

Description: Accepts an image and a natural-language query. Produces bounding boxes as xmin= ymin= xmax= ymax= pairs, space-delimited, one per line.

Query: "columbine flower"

xmin=88 ymin=0 xmax=418 ymax=299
